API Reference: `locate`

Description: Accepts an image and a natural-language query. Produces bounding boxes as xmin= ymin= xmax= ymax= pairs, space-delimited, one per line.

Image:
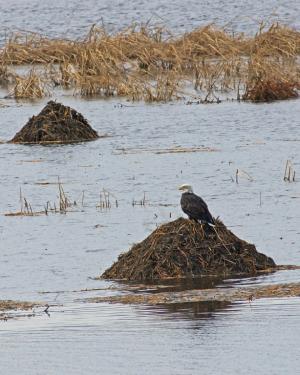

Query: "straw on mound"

xmin=10 ymin=100 xmax=98 ymax=143
xmin=102 ymin=218 xmax=276 ymax=280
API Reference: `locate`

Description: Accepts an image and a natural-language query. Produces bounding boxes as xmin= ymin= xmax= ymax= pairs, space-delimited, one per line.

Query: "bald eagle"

xmin=178 ymin=184 xmax=214 ymax=225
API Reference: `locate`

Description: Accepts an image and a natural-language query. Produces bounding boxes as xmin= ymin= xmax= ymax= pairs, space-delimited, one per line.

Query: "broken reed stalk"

xmin=11 ymin=69 xmax=50 ymax=99
xmin=17 ymin=187 xmax=33 ymax=216
xmin=235 ymin=169 xmax=254 ymax=184
xmin=97 ymin=189 xmax=112 ymax=209
xmin=132 ymin=192 xmax=147 ymax=207
xmin=58 ymin=177 xmax=70 ymax=213
xmin=19 ymin=187 xmax=24 ymax=213
xmin=0 ymin=22 xmax=298 ymax=102
xmin=284 ymin=160 xmax=290 ymax=181
xmin=4 ymin=187 xmax=36 ymax=216
xmin=283 ymin=160 xmax=296 ymax=182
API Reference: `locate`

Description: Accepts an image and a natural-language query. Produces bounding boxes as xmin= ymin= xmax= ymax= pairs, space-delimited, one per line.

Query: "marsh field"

xmin=1 ymin=1 xmax=300 ymax=374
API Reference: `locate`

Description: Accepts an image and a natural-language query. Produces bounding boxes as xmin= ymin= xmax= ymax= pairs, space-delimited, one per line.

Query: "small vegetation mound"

xmin=102 ymin=218 xmax=276 ymax=281
xmin=10 ymin=100 xmax=98 ymax=143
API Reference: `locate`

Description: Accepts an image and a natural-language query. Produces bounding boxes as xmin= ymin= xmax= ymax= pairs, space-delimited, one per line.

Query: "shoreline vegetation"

xmin=0 ymin=22 xmax=299 ymax=102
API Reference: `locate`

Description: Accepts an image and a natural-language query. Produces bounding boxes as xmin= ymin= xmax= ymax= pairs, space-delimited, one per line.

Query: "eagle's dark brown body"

xmin=180 ymin=192 xmax=214 ymax=224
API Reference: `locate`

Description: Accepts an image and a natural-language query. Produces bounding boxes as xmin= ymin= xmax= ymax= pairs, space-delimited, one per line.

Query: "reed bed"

xmin=0 ymin=22 xmax=299 ymax=101
xmin=11 ymin=68 xmax=49 ymax=99
xmin=0 ymin=32 xmax=79 ymax=65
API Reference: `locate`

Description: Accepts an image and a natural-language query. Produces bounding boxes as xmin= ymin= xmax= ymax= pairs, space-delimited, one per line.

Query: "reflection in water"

xmin=117 ymin=275 xmax=225 ymax=294
xmin=144 ymin=300 xmax=232 ymax=321
xmin=111 ymin=269 xmax=280 ymax=295
xmin=101 ymin=276 xmax=235 ymax=321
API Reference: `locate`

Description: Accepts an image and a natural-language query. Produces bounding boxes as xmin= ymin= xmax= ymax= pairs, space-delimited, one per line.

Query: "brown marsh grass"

xmin=0 ymin=22 xmax=299 ymax=101
xmin=11 ymin=68 xmax=50 ymax=98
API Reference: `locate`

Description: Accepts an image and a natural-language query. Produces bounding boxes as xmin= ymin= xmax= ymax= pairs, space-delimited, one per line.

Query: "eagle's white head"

xmin=178 ymin=184 xmax=193 ymax=193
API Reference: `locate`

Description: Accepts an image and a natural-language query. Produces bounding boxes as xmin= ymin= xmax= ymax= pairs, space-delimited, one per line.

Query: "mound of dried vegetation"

xmin=10 ymin=100 xmax=98 ymax=143
xmin=0 ymin=22 xmax=299 ymax=102
xmin=102 ymin=218 xmax=276 ymax=281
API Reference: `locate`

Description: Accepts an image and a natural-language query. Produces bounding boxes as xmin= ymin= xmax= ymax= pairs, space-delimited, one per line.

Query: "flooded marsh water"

xmin=1 ymin=94 xmax=300 ymax=374
xmin=1 ymin=1 xmax=300 ymax=374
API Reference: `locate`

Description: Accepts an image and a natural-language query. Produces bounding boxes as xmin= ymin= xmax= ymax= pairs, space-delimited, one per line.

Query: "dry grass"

xmin=0 ymin=22 xmax=299 ymax=101
xmin=242 ymin=56 xmax=299 ymax=101
xmin=0 ymin=32 xmax=79 ymax=65
xmin=10 ymin=68 xmax=50 ymax=98
xmin=249 ymin=23 xmax=300 ymax=57
xmin=243 ymin=76 xmax=298 ymax=102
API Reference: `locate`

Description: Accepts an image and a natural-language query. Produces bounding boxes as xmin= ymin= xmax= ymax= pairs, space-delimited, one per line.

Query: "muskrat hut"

xmin=102 ymin=218 xmax=276 ymax=281
xmin=10 ymin=100 xmax=99 ymax=144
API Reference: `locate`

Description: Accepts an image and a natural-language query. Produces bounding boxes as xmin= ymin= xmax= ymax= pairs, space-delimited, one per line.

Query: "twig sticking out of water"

xmin=81 ymin=190 xmax=85 ymax=207
xmin=235 ymin=169 xmax=254 ymax=184
xmin=19 ymin=187 xmax=24 ymax=212
xmin=18 ymin=188 xmax=33 ymax=215
xmin=283 ymin=160 xmax=296 ymax=182
xmin=97 ymin=189 xmax=117 ymax=210
xmin=4 ymin=187 xmax=37 ymax=216
xmin=259 ymin=192 xmax=262 ymax=207
xmin=57 ymin=177 xmax=76 ymax=213
xmin=132 ymin=192 xmax=147 ymax=207
xmin=58 ymin=177 xmax=69 ymax=213
xmin=23 ymin=197 xmax=33 ymax=215
xmin=10 ymin=68 xmax=50 ymax=99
